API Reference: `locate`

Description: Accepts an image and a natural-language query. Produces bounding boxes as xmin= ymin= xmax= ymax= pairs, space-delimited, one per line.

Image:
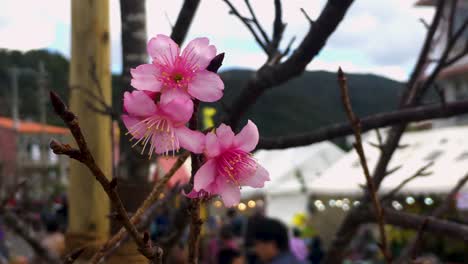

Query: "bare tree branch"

xmin=258 ymin=98 xmax=468 ymax=149
xmin=49 ymin=92 xmax=163 ymax=263
xmin=170 ymin=0 xmax=202 ymax=45
xmin=222 ymin=0 xmax=269 ymax=53
xmin=381 ymin=161 xmax=434 ymax=201
xmin=338 ymin=68 xmax=391 ymax=263
xmin=227 ymin=0 xmax=354 ymax=129
xmin=244 ymin=0 xmax=270 ymax=46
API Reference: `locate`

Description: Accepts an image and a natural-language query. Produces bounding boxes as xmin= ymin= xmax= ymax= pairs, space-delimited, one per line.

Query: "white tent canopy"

xmin=310 ymin=126 xmax=468 ymax=196
xmin=243 ymin=141 xmax=345 ymax=197
xmin=241 ymin=141 xmax=345 ymax=224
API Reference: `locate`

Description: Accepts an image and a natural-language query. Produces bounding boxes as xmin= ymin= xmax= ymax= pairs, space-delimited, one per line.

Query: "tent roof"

xmin=310 ymin=126 xmax=468 ymax=195
xmin=242 ymin=141 xmax=345 ymax=197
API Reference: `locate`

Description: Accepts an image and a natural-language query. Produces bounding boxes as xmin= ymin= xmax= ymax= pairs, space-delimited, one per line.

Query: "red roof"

xmin=153 ymin=156 xmax=190 ymax=187
xmin=0 ymin=117 xmax=68 ymax=135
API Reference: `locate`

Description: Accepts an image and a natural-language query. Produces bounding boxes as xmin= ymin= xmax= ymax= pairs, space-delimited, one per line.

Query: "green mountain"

xmin=0 ymin=50 xmax=405 ymax=143
xmin=209 ymin=69 xmax=404 ymax=140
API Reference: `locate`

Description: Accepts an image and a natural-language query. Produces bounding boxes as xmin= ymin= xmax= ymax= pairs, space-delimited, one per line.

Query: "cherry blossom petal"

xmin=174 ymin=126 xmax=205 ymax=154
xmin=194 ymin=159 xmax=217 ymax=192
xmin=216 ymin=124 xmax=235 ymax=150
xmin=147 ymin=35 xmax=180 ymax=67
xmin=239 ymin=165 xmax=270 ymax=188
xmin=205 ymin=132 xmax=221 ymax=158
xmin=122 ymin=115 xmax=145 ymax=139
xmin=217 ymin=180 xmax=241 ymax=207
xmin=159 ymin=87 xmax=191 ymax=105
xmin=130 ymin=64 xmax=162 ymax=92
xmin=159 ymin=98 xmax=193 ymax=125
xmin=123 ymin=91 xmax=156 ymax=117
xmin=181 ymin=37 xmax=217 ymax=70
xmin=188 ymin=70 xmax=224 ymax=102
xmin=233 ymin=120 xmax=259 ymax=152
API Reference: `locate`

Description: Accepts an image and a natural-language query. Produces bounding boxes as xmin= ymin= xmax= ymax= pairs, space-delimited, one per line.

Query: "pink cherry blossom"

xmin=191 ymin=121 xmax=270 ymax=207
xmin=130 ymin=34 xmax=224 ymax=103
xmin=122 ymin=90 xmax=204 ymax=156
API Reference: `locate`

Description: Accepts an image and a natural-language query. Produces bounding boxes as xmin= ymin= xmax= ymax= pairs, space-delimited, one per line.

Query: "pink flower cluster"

xmin=122 ymin=34 xmax=269 ymax=207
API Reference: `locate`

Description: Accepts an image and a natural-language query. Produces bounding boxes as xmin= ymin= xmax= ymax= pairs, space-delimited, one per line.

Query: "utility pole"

xmin=37 ymin=61 xmax=48 ymax=200
xmin=9 ymin=67 xmax=19 ymax=131
xmin=66 ymin=0 xmax=112 ymax=260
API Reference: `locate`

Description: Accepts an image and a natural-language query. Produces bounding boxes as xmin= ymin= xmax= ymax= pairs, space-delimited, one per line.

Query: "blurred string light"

xmin=329 ymin=199 xmax=336 ymax=207
xmin=317 ymin=203 xmax=326 ymax=212
xmin=343 ymin=198 xmax=350 ymax=204
xmin=335 ymin=200 xmax=343 ymax=208
xmin=342 ymin=204 xmax=350 ymax=211
xmin=406 ymin=196 xmax=415 ymax=205
xmin=392 ymin=201 xmax=403 ymax=210
xmin=424 ymin=197 xmax=434 ymax=205
xmin=213 ymin=200 xmax=222 ymax=208
xmin=353 ymin=201 xmax=361 ymax=207
xmin=314 ymin=200 xmax=323 ymax=207
xmin=238 ymin=202 xmax=246 ymax=211
xmin=248 ymin=200 xmax=256 ymax=208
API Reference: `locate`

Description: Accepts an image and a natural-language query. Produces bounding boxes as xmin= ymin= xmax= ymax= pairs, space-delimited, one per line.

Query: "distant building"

xmin=416 ymin=0 xmax=468 ymax=127
xmin=0 ymin=117 xmax=69 ymax=200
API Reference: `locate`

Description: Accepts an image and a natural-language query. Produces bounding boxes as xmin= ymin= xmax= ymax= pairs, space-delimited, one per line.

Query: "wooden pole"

xmin=66 ymin=0 xmax=112 ymax=259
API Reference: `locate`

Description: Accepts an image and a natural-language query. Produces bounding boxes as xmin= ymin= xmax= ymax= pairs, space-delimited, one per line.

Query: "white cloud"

xmin=0 ymin=0 xmax=436 ymax=80
xmin=307 ymin=60 xmax=408 ymax=81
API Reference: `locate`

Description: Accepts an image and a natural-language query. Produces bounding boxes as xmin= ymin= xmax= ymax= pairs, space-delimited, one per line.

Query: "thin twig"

xmin=300 ymin=7 xmax=314 ymax=24
xmin=63 ymin=247 xmax=86 ymax=264
xmin=49 ymin=92 xmax=162 ymax=263
xmin=338 ymin=68 xmax=391 ymax=263
xmin=382 ymin=161 xmax=434 ymax=201
xmin=244 ymin=0 xmax=270 ymax=46
xmin=222 ymin=0 xmax=269 ymax=53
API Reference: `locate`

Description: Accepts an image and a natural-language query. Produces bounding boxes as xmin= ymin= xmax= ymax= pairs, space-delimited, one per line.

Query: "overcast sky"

xmin=0 ymin=0 xmax=435 ymax=81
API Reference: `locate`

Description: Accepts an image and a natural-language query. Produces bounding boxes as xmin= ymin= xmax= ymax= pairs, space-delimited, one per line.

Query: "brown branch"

xmin=383 ymin=209 xmax=468 ymax=242
xmin=90 ymin=151 xmax=190 ymax=263
xmin=258 ymin=98 xmax=468 ymax=149
xmin=338 ymin=68 xmax=391 ymax=263
xmin=226 ymin=0 xmax=354 ymax=129
xmin=63 ymin=247 xmax=86 ymax=264
xmin=223 ymin=0 xmax=269 ymax=53
xmin=447 ymin=0 xmax=458 ymax=40
xmin=49 ymin=92 xmax=162 ymax=263
xmin=271 ymin=0 xmax=285 ymax=54
xmin=381 ymin=161 xmax=433 ymax=202
xmin=244 ymin=0 xmax=270 ymax=46
xmin=300 ymin=7 xmax=314 ymax=24
xmin=396 ymin=171 xmax=468 ymax=262
xmin=170 ymin=0 xmax=201 ymax=45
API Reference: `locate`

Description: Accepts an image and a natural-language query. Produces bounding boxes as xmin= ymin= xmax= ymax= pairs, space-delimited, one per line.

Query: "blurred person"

xmin=41 ymin=216 xmax=64 ymax=257
xmin=206 ymin=225 xmax=239 ymax=264
xmin=244 ymin=208 xmax=265 ymax=264
xmin=218 ymin=248 xmax=245 ymax=264
xmin=252 ymin=218 xmax=305 ymax=264
xmin=308 ymin=236 xmax=324 ymax=264
xmin=289 ymin=228 xmax=308 ymax=261
xmin=0 ymin=220 xmax=9 ymax=262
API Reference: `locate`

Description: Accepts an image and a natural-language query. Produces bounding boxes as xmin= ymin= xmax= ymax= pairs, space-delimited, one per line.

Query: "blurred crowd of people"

xmin=156 ymin=208 xmax=325 ymax=264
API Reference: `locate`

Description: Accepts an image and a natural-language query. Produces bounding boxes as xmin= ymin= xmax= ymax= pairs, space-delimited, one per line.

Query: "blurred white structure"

xmin=417 ymin=0 xmax=468 ymax=127
xmin=242 ymin=141 xmax=345 ymax=224
xmin=313 ymin=126 xmax=468 ymax=195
